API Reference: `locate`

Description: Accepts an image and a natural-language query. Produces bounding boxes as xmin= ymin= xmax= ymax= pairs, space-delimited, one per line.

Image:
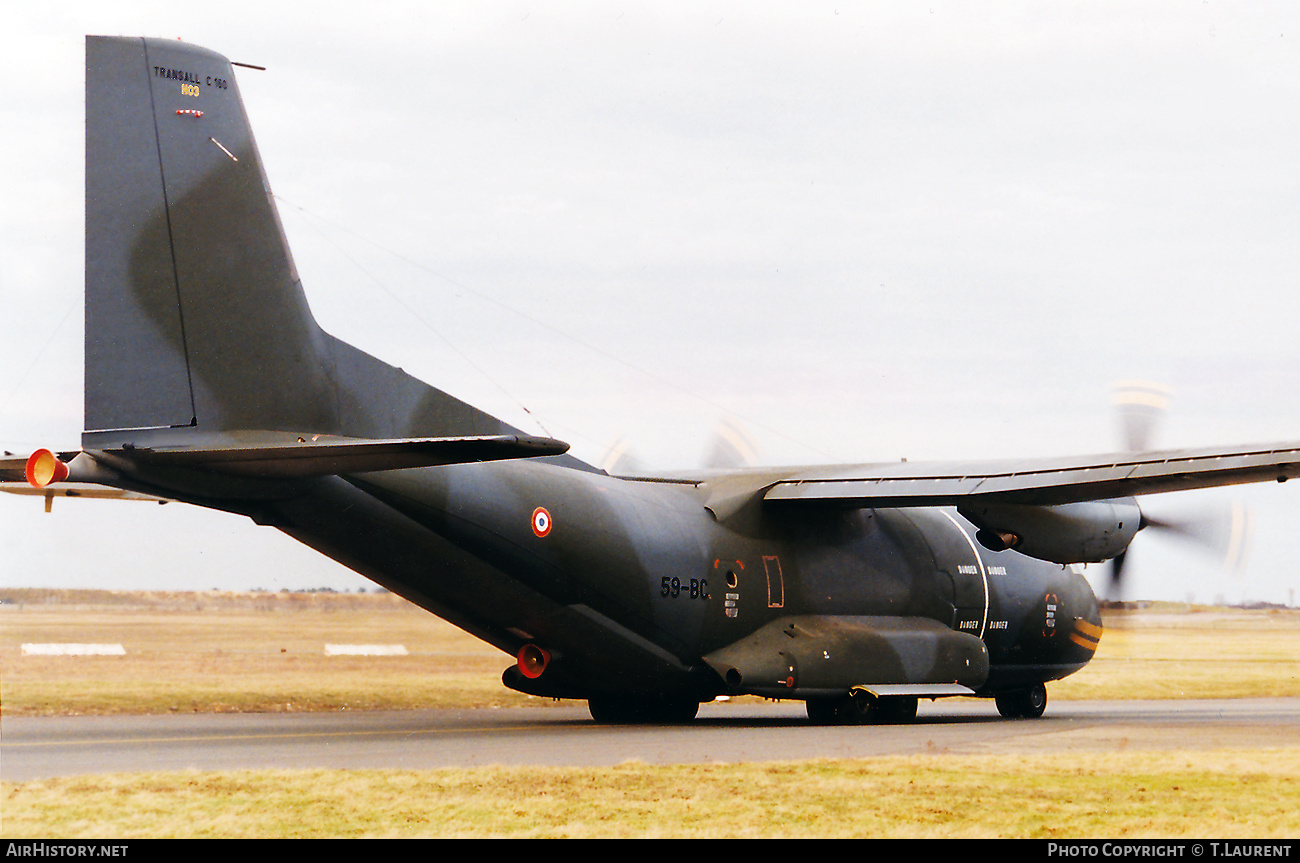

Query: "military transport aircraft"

xmin=3 ymin=36 xmax=1299 ymax=725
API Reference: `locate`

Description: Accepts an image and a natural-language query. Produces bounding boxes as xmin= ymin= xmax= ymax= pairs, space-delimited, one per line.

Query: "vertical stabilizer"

xmin=84 ymin=36 xmax=525 ymax=450
xmin=86 ymin=36 xmax=333 ymax=440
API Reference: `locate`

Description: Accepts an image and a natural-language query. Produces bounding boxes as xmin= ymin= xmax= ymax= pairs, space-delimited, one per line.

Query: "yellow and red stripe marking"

xmin=1070 ymin=618 xmax=1104 ymax=652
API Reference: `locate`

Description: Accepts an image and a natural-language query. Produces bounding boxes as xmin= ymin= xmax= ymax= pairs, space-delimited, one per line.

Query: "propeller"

xmin=1104 ymin=381 xmax=1253 ymax=599
xmin=599 ymin=418 xmax=760 ymax=475
xmin=598 ymin=436 xmax=646 ymax=476
xmin=699 ymin=418 xmax=760 ymax=470
xmin=1108 ymin=505 xmax=1253 ymax=598
xmin=1112 ymin=380 xmax=1170 ymax=453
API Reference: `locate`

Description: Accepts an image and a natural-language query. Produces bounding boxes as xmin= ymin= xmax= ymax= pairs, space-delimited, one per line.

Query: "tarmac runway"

xmin=5 ymin=697 xmax=1298 ymax=782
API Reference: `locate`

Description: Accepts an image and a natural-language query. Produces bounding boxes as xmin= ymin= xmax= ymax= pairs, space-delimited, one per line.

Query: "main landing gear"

xmin=806 ymin=691 xmax=919 ymax=726
xmin=807 ymin=682 xmax=1050 ymax=724
xmin=994 ymin=682 xmax=1048 ymax=719
xmin=588 ymin=694 xmax=701 ymax=724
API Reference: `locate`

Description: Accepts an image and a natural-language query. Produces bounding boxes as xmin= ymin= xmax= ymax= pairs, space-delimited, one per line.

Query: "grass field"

xmin=6 ymin=750 xmax=1299 ymax=838
xmin=3 ymin=590 xmax=1299 ymax=838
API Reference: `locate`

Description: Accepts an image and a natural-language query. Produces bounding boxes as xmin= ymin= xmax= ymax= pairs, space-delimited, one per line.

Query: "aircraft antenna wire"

xmin=274 ymin=195 xmax=837 ymax=463
xmin=275 ymin=197 xmax=555 ymax=440
xmin=0 ymin=295 xmax=79 ymax=448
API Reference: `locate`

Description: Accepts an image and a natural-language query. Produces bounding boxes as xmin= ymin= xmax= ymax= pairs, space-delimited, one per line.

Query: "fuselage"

xmin=241 ymin=456 xmax=1102 ymax=702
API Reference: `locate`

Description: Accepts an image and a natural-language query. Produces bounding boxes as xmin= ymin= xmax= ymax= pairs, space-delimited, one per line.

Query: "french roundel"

xmin=531 ymin=506 xmax=552 ymax=537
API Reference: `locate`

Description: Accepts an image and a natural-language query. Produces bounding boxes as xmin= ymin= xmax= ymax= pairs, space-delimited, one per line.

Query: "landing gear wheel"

xmin=839 ymin=689 xmax=878 ymax=725
xmin=808 ymin=692 xmax=919 ymax=725
xmin=588 ymin=694 xmax=700 ymax=724
xmin=995 ymin=683 xmax=1048 ymax=719
xmin=655 ymin=697 xmax=701 ymax=724
xmin=875 ymin=696 xmax=919 ymax=724
xmin=806 ymin=699 xmax=841 ymax=725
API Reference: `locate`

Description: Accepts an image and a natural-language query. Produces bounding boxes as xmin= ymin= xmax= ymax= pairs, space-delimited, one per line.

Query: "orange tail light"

xmin=25 ymin=449 xmax=69 ymax=488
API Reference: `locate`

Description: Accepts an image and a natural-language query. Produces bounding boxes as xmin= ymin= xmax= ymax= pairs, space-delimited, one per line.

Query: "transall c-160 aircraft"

xmin=3 ymin=36 xmax=1298 ymax=725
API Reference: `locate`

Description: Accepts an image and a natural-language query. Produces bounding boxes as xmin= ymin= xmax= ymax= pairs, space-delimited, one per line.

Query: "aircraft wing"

xmin=763 ymin=441 xmax=1300 ymax=508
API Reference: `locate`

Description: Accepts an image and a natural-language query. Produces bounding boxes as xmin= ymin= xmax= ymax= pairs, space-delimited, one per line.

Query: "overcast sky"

xmin=2 ymin=3 xmax=1298 ymax=603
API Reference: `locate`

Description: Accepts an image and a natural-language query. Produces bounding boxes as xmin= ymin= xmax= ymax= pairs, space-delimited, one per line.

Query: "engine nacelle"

xmin=958 ymin=498 xmax=1141 ymax=564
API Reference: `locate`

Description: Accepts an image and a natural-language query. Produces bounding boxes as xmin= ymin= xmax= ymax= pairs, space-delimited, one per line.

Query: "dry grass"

xmin=4 ymin=749 xmax=1298 ymax=838
xmin=0 ymin=589 xmax=546 ymax=715
xmin=1053 ymin=606 xmax=1300 ymax=701
xmin=3 ymin=591 xmax=1299 ymax=715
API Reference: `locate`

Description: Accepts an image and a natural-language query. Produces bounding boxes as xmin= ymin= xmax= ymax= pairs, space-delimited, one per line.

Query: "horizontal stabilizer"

xmin=1 ymin=451 xmax=80 ymax=484
xmin=3 ymin=435 xmax=568 ymax=489
xmin=103 ymin=434 xmax=570 ymax=478
xmin=2 ymin=457 xmax=31 ymax=483
xmin=0 ymin=483 xmax=171 ymax=503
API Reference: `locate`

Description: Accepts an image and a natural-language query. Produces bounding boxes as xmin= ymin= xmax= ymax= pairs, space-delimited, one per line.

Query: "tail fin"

xmin=84 ymin=36 xmax=512 ymax=448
